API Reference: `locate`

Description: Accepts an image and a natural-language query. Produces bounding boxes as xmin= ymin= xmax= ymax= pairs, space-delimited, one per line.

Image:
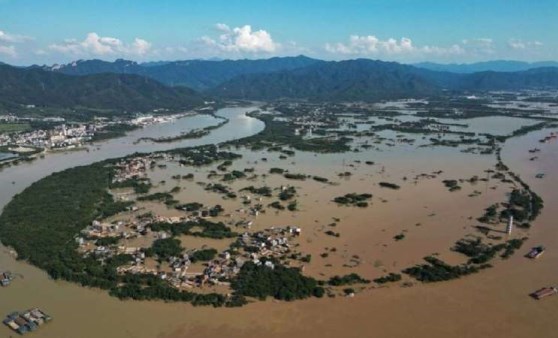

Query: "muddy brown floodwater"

xmin=0 ymin=111 xmax=557 ymax=338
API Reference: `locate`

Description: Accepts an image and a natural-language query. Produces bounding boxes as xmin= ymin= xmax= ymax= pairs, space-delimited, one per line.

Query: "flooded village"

xmin=2 ymin=1 xmax=558 ymax=336
xmin=1 ymin=93 xmax=558 ymax=337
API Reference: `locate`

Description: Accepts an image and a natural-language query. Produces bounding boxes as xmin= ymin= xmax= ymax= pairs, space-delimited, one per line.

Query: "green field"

xmin=0 ymin=122 xmax=31 ymax=134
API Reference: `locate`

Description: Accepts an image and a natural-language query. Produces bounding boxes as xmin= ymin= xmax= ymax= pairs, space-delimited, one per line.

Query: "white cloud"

xmin=508 ymin=39 xmax=543 ymax=50
xmin=160 ymin=46 xmax=189 ymax=54
xmin=0 ymin=44 xmax=16 ymax=57
xmin=325 ymin=35 xmax=464 ymax=58
xmin=0 ymin=29 xmax=33 ymax=59
xmin=201 ymin=23 xmax=278 ymax=53
xmin=216 ymin=23 xmax=230 ymax=32
xmin=0 ymin=30 xmax=32 ymax=43
xmin=131 ymin=38 xmax=152 ymax=55
xmin=323 ymin=35 xmax=548 ymax=61
xmin=48 ymin=32 xmax=152 ymax=57
xmin=460 ymin=38 xmax=495 ymax=56
xmin=462 ymin=38 xmax=493 ymax=47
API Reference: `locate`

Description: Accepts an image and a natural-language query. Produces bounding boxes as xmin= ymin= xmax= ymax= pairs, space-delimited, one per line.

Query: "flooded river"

xmin=0 ymin=108 xmax=557 ymax=338
xmin=0 ymin=106 xmax=265 ymax=338
xmin=0 ymin=152 xmax=17 ymax=162
xmin=0 ymin=107 xmax=264 ymax=208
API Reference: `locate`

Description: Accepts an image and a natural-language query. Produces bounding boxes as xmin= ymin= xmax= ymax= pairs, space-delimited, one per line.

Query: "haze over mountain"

xmin=0 ymin=64 xmax=203 ymax=113
xmin=414 ymin=60 xmax=558 ymax=73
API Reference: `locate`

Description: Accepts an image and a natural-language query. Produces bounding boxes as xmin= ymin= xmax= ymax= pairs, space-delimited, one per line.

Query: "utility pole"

xmin=506 ymin=215 xmax=514 ymax=235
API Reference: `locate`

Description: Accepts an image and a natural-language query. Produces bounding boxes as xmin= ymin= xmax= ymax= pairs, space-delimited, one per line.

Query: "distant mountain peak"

xmin=414 ymin=60 xmax=558 ymax=73
xmin=46 ymin=55 xmax=322 ymax=91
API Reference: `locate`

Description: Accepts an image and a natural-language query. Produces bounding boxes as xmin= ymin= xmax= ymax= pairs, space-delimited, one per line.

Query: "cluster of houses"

xmin=0 ymin=111 xmax=191 ymax=150
xmin=129 ymin=113 xmax=181 ymax=126
xmin=79 ymin=214 xmax=181 ymax=242
xmin=111 ymin=154 xmax=178 ymax=184
xmin=81 ymin=220 xmax=123 ymax=239
xmin=0 ymin=122 xmax=96 ymax=149
xmin=112 ymin=156 xmax=154 ymax=183
xmin=158 ymin=225 xmax=302 ymax=289
xmin=76 ymin=151 xmax=310 ymax=290
xmin=78 ymin=208 xmax=303 ymax=290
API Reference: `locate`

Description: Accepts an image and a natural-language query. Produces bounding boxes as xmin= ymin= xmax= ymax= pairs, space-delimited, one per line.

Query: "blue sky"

xmin=0 ymin=0 xmax=556 ymax=65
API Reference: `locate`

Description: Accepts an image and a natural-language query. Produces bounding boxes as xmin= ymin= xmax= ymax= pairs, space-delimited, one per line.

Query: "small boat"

xmin=531 ymin=287 xmax=558 ymax=300
xmin=526 ymin=246 xmax=545 ymax=259
xmin=0 ymin=271 xmax=14 ymax=286
xmin=535 ymin=173 xmax=545 ymax=179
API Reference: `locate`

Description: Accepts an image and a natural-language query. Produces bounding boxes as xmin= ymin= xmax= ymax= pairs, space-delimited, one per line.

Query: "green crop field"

xmin=0 ymin=123 xmax=31 ymax=134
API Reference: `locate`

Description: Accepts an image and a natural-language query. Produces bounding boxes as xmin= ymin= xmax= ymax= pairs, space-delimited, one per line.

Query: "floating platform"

xmin=3 ymin=308 xmax=52 ymax=334
xmin=531 ymin=287 xmax=557 ymax=300
xmin=526 ymin=246 xmax=545 ymax=259
xmin=0 ymin=271 xmax=13 ymax=287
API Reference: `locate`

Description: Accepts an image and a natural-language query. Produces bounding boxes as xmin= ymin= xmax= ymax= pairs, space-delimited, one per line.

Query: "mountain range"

xmin=414 ymin=60 xmax=558 ymax=73
xmin=208 ymin=59 xmax=558 ymax=101
xmin=0 ymin=64 xmax=203 ymax=113
xmin=43 ymin=56 xmax=320 ymax=91
xmin=1 ymin=56 xmax=557 ymax=114
xmin=43 ymin=56 xmax=558 ymax=97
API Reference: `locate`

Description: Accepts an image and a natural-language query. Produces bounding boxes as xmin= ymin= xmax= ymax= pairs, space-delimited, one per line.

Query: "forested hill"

xmin=9 ymin=57 xmax=558 ymax=106
xmin=208 ymin=59 xmax=441 ymax=101
xmin=0 ymin=64 xmax=204 ymax=113
xmin=208 ymin=59 xmax=558 ymax=101
xmin=46 ymin=55 xmax=321 ymax=91
xmin=449 ymin=67 xmax=558 ymax=91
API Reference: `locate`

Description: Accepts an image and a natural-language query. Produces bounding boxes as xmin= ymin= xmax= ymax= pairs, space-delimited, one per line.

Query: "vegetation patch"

xmin=327 ymin=273 xmax=370 ymax=286
xmin=452 ymin=237 xmax=527 ymax=263
xmin=278 ymin=186 xmax=297 ymax=201
xmin=240 ymin=186 xmax=272 ymax=197
xmin=312 ymin=176 xmax=329 ymax=183
xmin=442 ymin=179 xmax=461 ymax=192
xmin=231 ymin=261 xmax=324 ymax=301
xmin=333 ymin=193 xmax=372 ymax=207
xmin=394 ymin=233 xmax=405 ymax=241
xmin=373 ymin=273 xmax=402 ymax=284
xmin=190 ymin=248 xmax=218 ymax=263
xmin=150 ymin=219 xmax=237 ymax=239
xmin=0 ymin=122 xmax=32 ymax=134
xmin=379 ymin=182 xmax=400 ymax=190
xmin=284 ymin=173 xmax=307 ymax=180
xmin=500 ymin=188 xmax=543 ymax=222
xmin=227 ymin=113 xmax=352 ymax=153
xmin=403 ymin=256 xmax=489 ymax=283
xmin=149 ymin=238 xmax=183 ymax=261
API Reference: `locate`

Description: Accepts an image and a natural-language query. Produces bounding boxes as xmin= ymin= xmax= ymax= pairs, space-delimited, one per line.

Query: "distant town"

xmin=0 ymin=113 xmax=180 ymax=148
xmin=0 ymin=108 xmax=213 ymax=163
